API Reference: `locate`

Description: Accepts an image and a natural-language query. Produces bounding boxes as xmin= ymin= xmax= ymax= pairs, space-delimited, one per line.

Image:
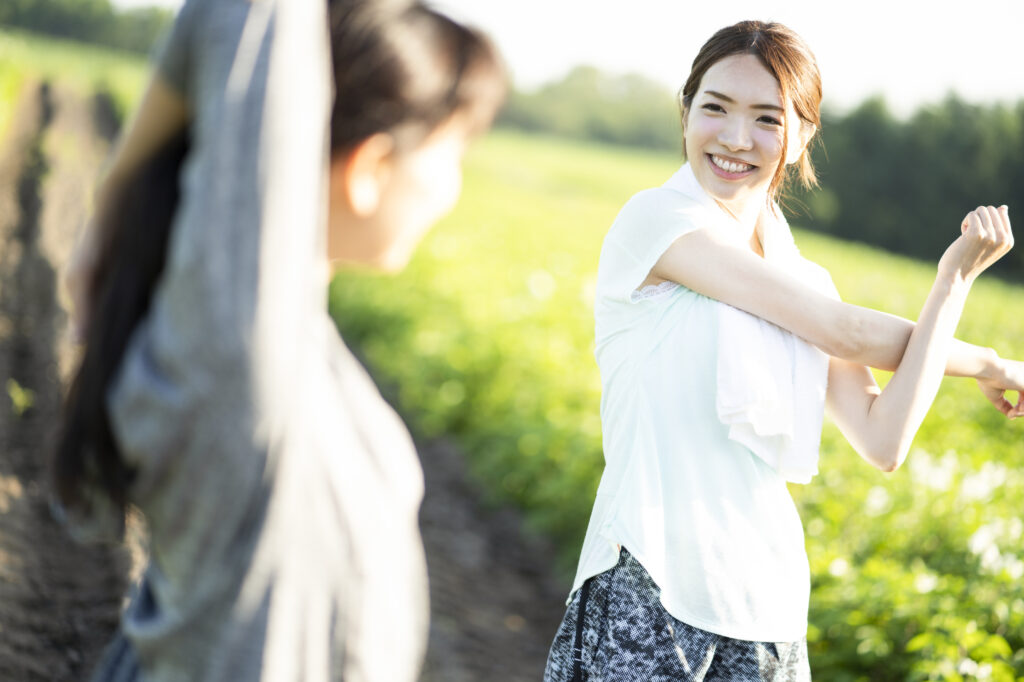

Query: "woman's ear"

xmin=331 ymin=133 xmax=395 ymax=216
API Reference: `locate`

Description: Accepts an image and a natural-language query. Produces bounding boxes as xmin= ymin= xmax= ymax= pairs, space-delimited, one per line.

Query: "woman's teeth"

xmin=711 ymin=155 xmax=753 ymax=174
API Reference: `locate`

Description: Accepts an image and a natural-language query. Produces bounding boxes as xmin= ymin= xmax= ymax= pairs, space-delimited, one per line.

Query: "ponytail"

xmin=53 ymin=131 xmax=188 ymax=515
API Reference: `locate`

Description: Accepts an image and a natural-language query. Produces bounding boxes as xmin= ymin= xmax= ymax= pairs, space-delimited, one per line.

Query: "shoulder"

xmin=610 ymin=187 xmax=707 ymax=237
xmin=167 ymin=0 xmax=254 ymax=50
xmin=164 ymin=0 xmax=212 ymax=39
xmin=617 ymin=186 xmax=705 ymax=218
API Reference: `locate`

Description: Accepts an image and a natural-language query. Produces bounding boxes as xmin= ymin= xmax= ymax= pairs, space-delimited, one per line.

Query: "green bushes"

xmin=0 ymin=0 xmax=172 ymax=56
xmin=498 ymin=66 xmax=682 ymax=152
xmin=0 ymin=54 xmax=24 ymax=140
xmin=793 ymin=97 xmax=1024 ymax=281
xmin=331 ymin=129 xmax=1024 ymax=679
xmin=0 ymin=28 xmax=148 ymax=125
xmin=792 ymin=231 xmax=1024 ymax=680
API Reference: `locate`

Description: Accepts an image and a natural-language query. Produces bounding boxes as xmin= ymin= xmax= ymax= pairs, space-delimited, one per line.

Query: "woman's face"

xmin=328 ymin=114 xmax=471 ymax=272
xmin=683 ymin=53 xmax=790 ymax=219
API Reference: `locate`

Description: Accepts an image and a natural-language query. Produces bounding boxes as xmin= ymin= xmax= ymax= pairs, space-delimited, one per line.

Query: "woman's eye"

xmin=758 ymin=115 xmax=782 ymax=126
xmin=702 ymin=103 xmax=725 ymax=113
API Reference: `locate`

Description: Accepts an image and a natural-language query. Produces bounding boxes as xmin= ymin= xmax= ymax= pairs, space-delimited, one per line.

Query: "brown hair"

xmin=328 ymin=0 xmax=505 ymax=154
xmin=678 ymin=20 xmax=822 ymax=203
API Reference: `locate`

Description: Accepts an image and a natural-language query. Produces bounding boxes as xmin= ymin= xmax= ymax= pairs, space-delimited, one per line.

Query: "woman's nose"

xmin=718 ymin=117 xmax=753 ymax=151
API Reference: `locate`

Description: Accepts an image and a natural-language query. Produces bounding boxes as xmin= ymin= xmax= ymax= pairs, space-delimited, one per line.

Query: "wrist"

xmin=935 ymin=264 xmax=974 ymax=289
xmin=976 ymin=347 xmax=1002 ymax=382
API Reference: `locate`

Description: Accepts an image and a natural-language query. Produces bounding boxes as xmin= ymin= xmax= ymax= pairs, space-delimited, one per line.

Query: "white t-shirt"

xmin=569 ymin=163 xmax=836 ymax=643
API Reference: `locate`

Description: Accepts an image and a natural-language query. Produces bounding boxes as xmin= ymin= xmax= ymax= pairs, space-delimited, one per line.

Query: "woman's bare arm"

xmin=824 ymin=206 xmax=1015 ymax=470
xmin=653 ymin=206 xmax=1017 ymax=469
xmin=96 ymin=74 xmax=189 ymax=213
xmin=650 ymin=225 xmax=1007 ymax=382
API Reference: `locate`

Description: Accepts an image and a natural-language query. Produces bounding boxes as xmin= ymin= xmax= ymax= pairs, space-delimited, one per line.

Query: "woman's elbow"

xmin=875 ymin=455 xmax=902 ymax=474
xmin=854 ymin=424 xmax=910 ymax=472
xmin=864 ymin=441 xmax=910 ymax=473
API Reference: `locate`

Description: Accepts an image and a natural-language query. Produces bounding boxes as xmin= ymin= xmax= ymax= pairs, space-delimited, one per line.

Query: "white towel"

xmin=715 ymin=297 xmax=831 ymax=484
xmin=663 ymin=165 xmax=837 ymax=483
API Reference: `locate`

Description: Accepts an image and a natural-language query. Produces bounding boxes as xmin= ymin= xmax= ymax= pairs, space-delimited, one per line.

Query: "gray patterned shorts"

xmin=544 ymin=549 xmax=811 ymax=681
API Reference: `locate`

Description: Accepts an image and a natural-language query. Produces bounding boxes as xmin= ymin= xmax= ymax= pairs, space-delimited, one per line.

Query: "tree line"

xmin=4 ymin=1 xmax=1022 ymax=279
xmin=497 ymin=68 xmax=1024 ymax=279
xmin=498 ymin=66 xmax=683 ymax=151
xmin=0 ymin=0 xmax=173 ymax=56
xmin=792 ymin=96 xmax=1024 ymax=279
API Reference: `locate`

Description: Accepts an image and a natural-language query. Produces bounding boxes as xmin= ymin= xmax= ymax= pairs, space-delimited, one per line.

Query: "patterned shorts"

xmin=544 ymin=549 xmax=811 ymax=682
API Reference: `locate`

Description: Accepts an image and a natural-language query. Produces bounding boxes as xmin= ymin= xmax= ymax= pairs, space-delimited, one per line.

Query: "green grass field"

xmin=331 ymin=129 xmax=1024 ymax=681
xmin=2 ymin=30 xmax=1021 ymax=679
xmin=0 ymin=28 xmax=148 ymax=137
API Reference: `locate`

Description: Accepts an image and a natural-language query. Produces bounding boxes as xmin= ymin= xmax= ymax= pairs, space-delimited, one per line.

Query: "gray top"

xmin=96 ymin=1 xmax=427 ymax=679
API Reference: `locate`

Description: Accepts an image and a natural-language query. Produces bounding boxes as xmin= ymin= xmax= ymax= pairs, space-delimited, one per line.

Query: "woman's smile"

xmin=707 ymin=153 xmax=758 ymax=179
xmin=684 ymin=53 xmax=788 ymax=221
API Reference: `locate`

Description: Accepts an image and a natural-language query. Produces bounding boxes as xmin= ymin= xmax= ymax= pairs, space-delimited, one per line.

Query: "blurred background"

xmin=1 ymin=1 xmax=1023 ymax=680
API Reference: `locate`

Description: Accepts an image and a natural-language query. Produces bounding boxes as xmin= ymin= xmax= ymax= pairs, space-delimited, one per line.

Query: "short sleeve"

xmin=792 ymin=256 xmax=841 ymax=302
xmin=151 ymin=0 xmax=204 ymax=96
xmin=596 ymin=188 xmax=704 ymax=304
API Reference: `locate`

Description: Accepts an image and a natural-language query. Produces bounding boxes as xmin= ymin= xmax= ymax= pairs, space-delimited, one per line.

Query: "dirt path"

xmin=0 ymin=82 xmax=567 ymax=680
xmin=0 ymin=81 xmax=131 ymax=680
xmin=418 ymin=437 xmax=567 ymax=681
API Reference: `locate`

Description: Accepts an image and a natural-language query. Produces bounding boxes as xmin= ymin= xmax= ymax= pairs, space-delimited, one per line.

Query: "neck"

xmin=715 ymin=195 xmax=767 ymax=255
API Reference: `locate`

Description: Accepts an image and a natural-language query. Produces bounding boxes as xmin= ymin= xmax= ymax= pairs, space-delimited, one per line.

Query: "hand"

xmin=63 ymin=222 xmax=100 ymax=344
xmin=938 ymin=206 xmax=1013 ymax=283
xmin=977 ymin=357 xmax=1024 ymax=418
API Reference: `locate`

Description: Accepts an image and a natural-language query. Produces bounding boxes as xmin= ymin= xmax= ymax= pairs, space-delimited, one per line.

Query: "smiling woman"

xmin=542 ymin=19 xmax=1022 ymax=682
xmin=682 ymin=55 xmax=793 ymax=234
xmin=678 ymin=21 xmax=821 ymax=217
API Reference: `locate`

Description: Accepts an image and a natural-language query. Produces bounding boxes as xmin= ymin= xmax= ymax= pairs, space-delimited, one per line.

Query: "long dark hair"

xmin=53 ymin=131 xmax=188 ymax=514
xmin=52 ymin=0 xmax=504 ymax=517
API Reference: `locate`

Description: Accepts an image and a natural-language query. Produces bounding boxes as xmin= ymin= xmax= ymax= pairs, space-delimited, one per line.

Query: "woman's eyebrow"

xmin=703 ymin=90 xmax=784 ymax=112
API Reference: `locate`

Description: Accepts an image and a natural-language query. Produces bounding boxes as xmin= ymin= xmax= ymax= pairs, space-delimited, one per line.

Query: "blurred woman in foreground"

xmin=56 ymin=0 xmax=503 ymax=680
